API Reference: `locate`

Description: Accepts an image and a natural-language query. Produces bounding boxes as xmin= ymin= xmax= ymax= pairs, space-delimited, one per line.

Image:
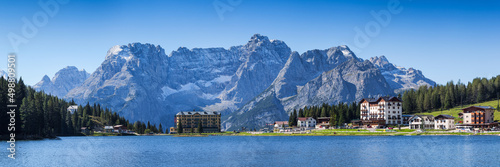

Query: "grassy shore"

xmin=171 ymin=129 xmax=500 ymax=137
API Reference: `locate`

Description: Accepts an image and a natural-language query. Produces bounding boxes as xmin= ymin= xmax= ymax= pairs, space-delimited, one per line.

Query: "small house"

xmin=434 ymin=114 xmax=455 ymax=130
xmin=297 ymin=117 xmax=316 ymax=128
xmin=113 ymin=125 xmax=127 ymax=133
xmin=104 ymin=126 xmax=114 ymax=133
xmin=408 ymin=115 xmax=435 ymax=129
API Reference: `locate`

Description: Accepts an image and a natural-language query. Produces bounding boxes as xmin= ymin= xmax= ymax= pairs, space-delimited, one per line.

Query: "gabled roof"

xmin=359 ymin=98 xmax=378 ymax=103
xmin=435 ymin=114 xmax=455 ymax=119
xmin=409 ymin=115 xmax=434 ymax=121
xmin=359 ymin=96 xmax=402 ymax=104
xmin=176 ymin=111 xmax=220 ymax=116
xmin=274 ymin=121 xmax=288 ymax=125
xmin=298 ymin=117 xmax=314 ymax=121
xmin=461 ymin=106 xmax=495 ymax=111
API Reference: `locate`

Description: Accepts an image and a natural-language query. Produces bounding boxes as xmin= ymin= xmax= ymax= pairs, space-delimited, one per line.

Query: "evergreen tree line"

xmin=402 ymin=76 xmax=500 ymax=114
xmin=0 ymin=77 xmax=162 ymax=138
xmin=288 ymin=102 xmax=360 ymax=127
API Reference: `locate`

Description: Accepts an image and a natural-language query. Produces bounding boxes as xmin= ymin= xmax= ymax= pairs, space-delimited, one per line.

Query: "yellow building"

xmin=175 ymin=111 xmax=221 ymax=133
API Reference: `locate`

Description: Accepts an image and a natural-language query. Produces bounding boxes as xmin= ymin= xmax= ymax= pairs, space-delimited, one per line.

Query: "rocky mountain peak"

xmin=369 ymin=55 xmax=396 ymax=71
xmin=37 ymin=34 xmax=436 ymax=131
xmin=33 ymin=66 xmax=90 ymax=98
xmin=249 ymin=34 xmax=270 ymax=43
xmin=368 ymin=55 xmax=435 ymax=92
xmin=41 ymin=75 xmax=51 ymax=82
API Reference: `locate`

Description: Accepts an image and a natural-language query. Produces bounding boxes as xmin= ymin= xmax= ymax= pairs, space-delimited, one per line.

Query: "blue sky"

xmin=1 ymin=0 xmax=499 ymax=85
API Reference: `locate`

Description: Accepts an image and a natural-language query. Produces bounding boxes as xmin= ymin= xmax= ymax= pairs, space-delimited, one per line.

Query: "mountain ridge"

xmin=33 ymin=34 xmax=436 ymax=131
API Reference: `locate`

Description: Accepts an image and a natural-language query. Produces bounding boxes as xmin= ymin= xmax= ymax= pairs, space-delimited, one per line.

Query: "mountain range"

xmin=32 ymin=66 xmax=90 ymax=98
xmin=32 ymin=34 xmax=435 ymax=130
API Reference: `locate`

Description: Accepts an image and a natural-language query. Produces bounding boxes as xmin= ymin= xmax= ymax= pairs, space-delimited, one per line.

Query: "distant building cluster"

xmin=172 ymin=111 xmax=221 ymax=133
xmin=271 ymin=96 xmax=498 ymax=133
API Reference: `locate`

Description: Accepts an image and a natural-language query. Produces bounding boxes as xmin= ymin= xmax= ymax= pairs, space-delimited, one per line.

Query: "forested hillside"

xmin=0 ymin=77 xmax=162 ymax=139
xmin=402 ymin=75 xmax=500 ymax=114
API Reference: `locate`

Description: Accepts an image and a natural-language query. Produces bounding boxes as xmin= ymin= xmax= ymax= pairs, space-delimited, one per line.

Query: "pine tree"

xmin=293 ymin=110 xmax=298 ymax=126
xmin=477 ymin=83 xmax=485 ymax=103
xmin=424 ymin=91 xmax=432 ymax=112
xmin=298 ymin=109 xmax=304 ymax=117
xmin=337 ymin=113 xmax=345 ymax=127
xmin=66 ymin=112 xmax=74 ymax=134
xmin=197 ymin=121 xmax=203 ymax=133
xmin=320 ymin=107 xmax=327 ymax=117
xmin=158 ymin=123 xmax=163 ymax=134
xmin=329 ymin=112 xmax=336 ymax=128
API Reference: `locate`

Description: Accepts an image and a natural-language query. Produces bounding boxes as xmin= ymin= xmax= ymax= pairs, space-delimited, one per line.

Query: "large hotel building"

xmin=359 ymin=96 xmax=403 ymax=127
xmin=461 ymin=106 xmax=498 ymax=128
xmin=174 ymin=111 xmax=221 ymax=133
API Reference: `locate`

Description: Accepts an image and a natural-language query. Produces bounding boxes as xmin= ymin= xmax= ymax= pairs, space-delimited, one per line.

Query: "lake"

xmin=2 ymin=135 xmax=500 ymax=166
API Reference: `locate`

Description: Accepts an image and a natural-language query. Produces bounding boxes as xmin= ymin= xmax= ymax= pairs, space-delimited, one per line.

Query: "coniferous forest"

xmin=0 ymin=77 xmax=162 ymax=139
xmin=289 ymin=102 xmax=360 ymax=127
xmin=402 ymin=76 xmax=500 ymax=114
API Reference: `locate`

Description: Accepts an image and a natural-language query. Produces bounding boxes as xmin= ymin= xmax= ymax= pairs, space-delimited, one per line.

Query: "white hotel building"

xmin=360 ymin=96 xmax=403 ymax=126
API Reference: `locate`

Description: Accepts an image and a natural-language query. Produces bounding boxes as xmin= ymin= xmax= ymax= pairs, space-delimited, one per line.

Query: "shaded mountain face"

xmin=64 ymin=34 xmax=291 ymax=128
xmin=369 ymin=56 xmax=436 ymax=93
xmin=223 ymin=50 xmax=393 ymax=130
xmin=33 ymin=66 xmax=89 ymax=97
xmin=35 ymin=34 xmax=435 ymax=131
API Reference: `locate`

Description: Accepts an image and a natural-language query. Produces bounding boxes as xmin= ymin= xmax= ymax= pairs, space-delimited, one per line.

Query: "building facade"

xmin=315 ymin=117 xmax=331 ymax=129
xmin=297 ymin=117 xmax=316 ymax=128
xmin=402 ymin=115 xmax=412 ymax=125
xmin=175 ymin=111 xmax=221 ymax=133
xmin=359 ymin=96 xmax=403 ymax=126
xmin=408 ymin=115 xmax=435 ymax=129
xmin=461 ymin=106 xmax=498 ymax=128
xmin=434 ymin=115 xmax=455 ymax=130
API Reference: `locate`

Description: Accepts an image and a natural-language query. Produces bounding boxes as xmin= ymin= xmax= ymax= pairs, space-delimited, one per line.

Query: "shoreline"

xmin=3 ymin=131 xmax=499 ymax=141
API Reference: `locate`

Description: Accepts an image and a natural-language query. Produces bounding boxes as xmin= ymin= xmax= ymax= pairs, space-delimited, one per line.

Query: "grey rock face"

xmin=64 ymin=34 xmax=292 ymax=128
xmin=33 ymin=66 xmax=89 ymax=97
xmin=369 ymin=55 xmax=436 ymax=93
xmin=36 ymin=35 xmax=435 ymax=131
xmin=223 ymin=50 xmax=394 ymax=130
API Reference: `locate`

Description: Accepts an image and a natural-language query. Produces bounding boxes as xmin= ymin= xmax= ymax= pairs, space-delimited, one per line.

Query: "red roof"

xmin=298 ymin=117 xmax=311 ymax=121
xmin=113 ymin=125 xmax=126 ymax=130
xmin=274 ymin=121 xmax=288 ymax=125
xmin=461 ymin=106 xmax=495 ymax=112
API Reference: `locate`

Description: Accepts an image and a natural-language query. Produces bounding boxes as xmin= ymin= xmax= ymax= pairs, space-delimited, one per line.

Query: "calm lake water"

xmin=2 ymin=135 xmax=500 ymax=166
